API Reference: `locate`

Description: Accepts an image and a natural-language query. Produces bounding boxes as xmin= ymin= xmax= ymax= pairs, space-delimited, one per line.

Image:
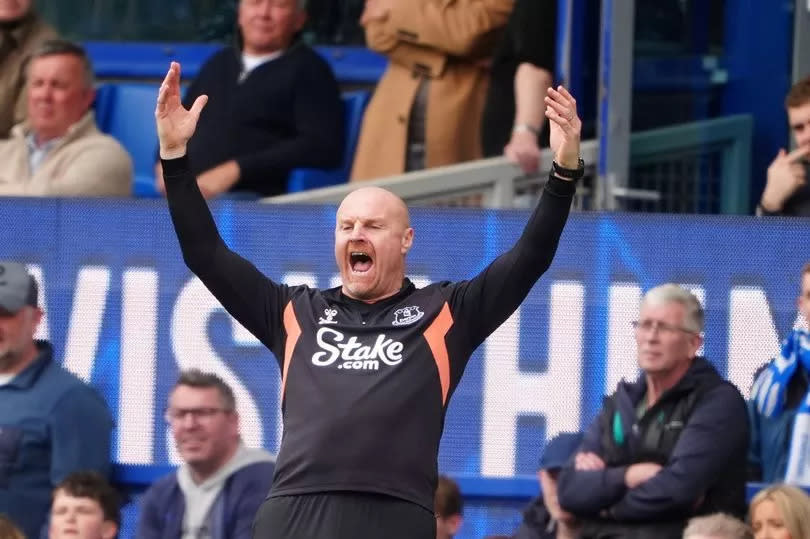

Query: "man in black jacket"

xmin=557 ymin=284 xmax=748 ymax=539
xmin=155 ymin=0 xmax=344 ymax=198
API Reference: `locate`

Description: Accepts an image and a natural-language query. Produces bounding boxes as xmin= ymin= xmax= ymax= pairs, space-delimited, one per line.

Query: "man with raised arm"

xmin=156 ymin=60 xmax=583 ymax=538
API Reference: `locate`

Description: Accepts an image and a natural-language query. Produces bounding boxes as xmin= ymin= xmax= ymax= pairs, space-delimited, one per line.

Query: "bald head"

xmin=334 ymin=187 xmax=414 ymax=302
xmin=337 ymin=187 xmax=410 ymax=228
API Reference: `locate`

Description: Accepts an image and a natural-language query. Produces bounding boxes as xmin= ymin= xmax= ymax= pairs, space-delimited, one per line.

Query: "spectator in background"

xmin=0 ymin=0 xmax=58 ymax=137
xmin=155 ymin=0 xmax=343 ymax=199
xmin=482 ymin=0 xmax=556 ymax=175
xmin=350 ymin=0 xmax=513 ymax=181
xmin=435 ymin=475 xmax=463 ymax=539
xmin=749 ymin=484 xmax=810 ymax=539
xmin=0 ymin=261 xmax=113 ymax=539
xmin=509 ymin=432 xmax=582 ymax=539
xmin=557 ymin=284 xmax=749 ymax=539
xmin=749 ymin=263 xmax=810 ymax=486
xmin=0 ymin=40 xmax=132 ymax=197
xmin=0 ymin=516 xmax=24 ymax=539
xmin=49 ymin=471 xmax=120 ymax=539
xmin=137 ymin=370 xmax=275 ymax=539
xmin=682 ymin=513 xmax=752 ymax=539
xmin=758 ymin=75 xmax=810 ymax=216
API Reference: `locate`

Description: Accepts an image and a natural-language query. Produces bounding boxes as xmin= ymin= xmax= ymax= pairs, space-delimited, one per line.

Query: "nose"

xmin=177 ymin=411 xmax=200 ymax=429
xmin=256 ymin=0 xmax=272 ymax=16
xmin=348 ymin=223 xmax=365 ymax=241
xmin=32 ymin=84 xmax=53 ymax=101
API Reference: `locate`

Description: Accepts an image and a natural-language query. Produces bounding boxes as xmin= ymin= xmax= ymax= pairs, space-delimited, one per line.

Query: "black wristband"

xmin=551 ymin=158 xmax=585 ymax=180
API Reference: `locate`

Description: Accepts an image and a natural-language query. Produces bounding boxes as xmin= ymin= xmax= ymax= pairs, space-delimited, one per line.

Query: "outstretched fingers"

xmin=156 ymin=62 xmax=181 ymax=116
xmin=545 ymin=85 xmax=580 ymax=132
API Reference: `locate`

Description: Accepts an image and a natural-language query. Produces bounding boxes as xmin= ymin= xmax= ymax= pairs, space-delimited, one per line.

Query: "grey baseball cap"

xmin=0 ymin=262 xmax=38 ymax=314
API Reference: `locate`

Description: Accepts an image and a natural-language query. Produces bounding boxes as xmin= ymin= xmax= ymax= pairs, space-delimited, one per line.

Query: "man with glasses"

xmin=556 ymin=284 xmax=748 ymax=539
xmin=136 ymin=369 xmax=275 ymax=539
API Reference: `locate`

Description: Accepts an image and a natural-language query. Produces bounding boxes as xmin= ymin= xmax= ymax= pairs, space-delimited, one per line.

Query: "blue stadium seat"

xmin=95 ymin=83 xmax=163 ymax=198
xmin=285 ymin=90 xmax=370 ymax=193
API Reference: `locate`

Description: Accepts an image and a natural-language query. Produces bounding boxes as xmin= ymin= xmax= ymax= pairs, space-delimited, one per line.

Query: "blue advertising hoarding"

xmin=2 ymin=197 xmax=806 ymax=536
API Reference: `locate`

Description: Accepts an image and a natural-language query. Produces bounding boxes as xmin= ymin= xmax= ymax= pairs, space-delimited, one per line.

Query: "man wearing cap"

xmin=507 ymin=432 xmax=583 ymax=539
xmin=0 ymin=261 xmax=114 ymax=539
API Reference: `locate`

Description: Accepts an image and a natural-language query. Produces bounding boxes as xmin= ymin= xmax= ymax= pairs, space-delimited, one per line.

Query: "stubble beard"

xmin=0 ymin=347 xmax=23 ymax=374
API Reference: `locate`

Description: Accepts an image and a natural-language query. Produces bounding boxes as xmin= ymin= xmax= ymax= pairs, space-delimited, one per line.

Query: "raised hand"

xmin=761 ymin=146 xmax=810 ymax=212
xmin=545 ymin=85 xmax=582 ymax=170
xmin=155 ymin=62 xmax=208 ymax=159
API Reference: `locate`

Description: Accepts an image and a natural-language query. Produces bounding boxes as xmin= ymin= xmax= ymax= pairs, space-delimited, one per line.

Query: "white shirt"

xmin=240 ymin=51 xmax=283 ymax=82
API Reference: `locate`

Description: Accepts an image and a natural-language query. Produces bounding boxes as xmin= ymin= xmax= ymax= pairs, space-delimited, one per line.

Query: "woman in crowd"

xmin=749 ymin=484 xmax=810 ymax=539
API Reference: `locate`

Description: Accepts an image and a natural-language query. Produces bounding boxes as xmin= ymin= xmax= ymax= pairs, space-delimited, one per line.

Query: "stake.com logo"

xmin=311 ymin=327 xmax=404 ymax=371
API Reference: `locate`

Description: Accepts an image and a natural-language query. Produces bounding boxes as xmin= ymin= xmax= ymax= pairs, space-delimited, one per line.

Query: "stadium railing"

xmin=264 ymin=115 xmax=752 ymax=214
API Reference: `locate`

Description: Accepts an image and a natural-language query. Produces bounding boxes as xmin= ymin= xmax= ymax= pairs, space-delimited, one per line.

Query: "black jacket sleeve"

xmin=557 ymin=411 xmax=629 ymax=515
xmin=448 ymin=174 xmax=576 ymax=348
xmin=162 ymin=155 xmax=290 ymax=358
xmin=608 ymin=383 xmax=749 ymax=521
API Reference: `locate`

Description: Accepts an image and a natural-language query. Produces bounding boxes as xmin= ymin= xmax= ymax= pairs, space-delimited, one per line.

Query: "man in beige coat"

xmin=0 ymin=40 xmax=132 ymax=197
xmin=351 ymin=0 xmax=513 ymax=181
xmin=0 ymin=0 xmax=59 ymax=137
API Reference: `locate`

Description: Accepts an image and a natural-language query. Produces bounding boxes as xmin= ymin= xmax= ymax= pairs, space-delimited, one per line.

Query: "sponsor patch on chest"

xmin=311 ymin=327 xmax=404 ymax=371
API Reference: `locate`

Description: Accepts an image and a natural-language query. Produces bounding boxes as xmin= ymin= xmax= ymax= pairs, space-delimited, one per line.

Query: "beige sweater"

xmin=0 ymin=111 xmax=133 ymax=197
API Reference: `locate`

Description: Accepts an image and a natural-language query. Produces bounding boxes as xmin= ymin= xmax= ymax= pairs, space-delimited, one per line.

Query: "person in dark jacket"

xmin=136 ymin=370 xmax=275 ymax=539
xmin=155 ymin=0 xmax=344 ymax=198
xmin=557 ymin=284 xmax=749 ymax=539
xmin=758 ymin=75 xmax=810 ymax=216
xmin=482 ymin=0 xmax=556 ymax=175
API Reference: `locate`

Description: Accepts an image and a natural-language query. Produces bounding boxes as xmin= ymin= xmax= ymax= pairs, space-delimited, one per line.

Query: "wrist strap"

xmin=512 ymin=123 xmax=540 ymax=136
xmin=551 ymin=158 xmax=585 ymax=180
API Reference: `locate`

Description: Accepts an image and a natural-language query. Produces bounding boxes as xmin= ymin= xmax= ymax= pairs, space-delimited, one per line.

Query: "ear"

xmin=447 ymin=514 xmax=463 ymax=535
xmin=688 ymin=332 xmax=703 ymax=357
xmin=101 ymin=521 xmax=118 ymax=539
xmin=401 ymin=227 xmax=414 ymax=255
xmin=83 ymin=86 xmax=96 ymax=112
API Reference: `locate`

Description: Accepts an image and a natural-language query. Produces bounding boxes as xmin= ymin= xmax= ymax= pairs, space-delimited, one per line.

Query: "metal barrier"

xmin=265 ymin=115 xmax=753 ymax=214
xmin=264 ymin=141 xmax=599 ymax=210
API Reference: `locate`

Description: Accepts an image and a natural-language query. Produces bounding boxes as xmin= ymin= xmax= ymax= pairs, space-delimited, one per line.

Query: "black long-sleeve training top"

xmin=162 ymin=155 xmax=576 ymax=512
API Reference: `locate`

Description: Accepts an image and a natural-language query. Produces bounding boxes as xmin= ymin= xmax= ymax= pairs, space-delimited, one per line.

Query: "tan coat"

xmin=0 ymin=112 xmax=133 ymax=197
xmin=0 ymin=14 xmax=59 ymax=137
xmin=350 ymin=0 xmax=514 ymax=181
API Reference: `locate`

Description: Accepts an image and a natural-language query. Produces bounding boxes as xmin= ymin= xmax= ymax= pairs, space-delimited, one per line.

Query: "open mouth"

xmin=350 ymin=251 xmax=373 ymax=273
